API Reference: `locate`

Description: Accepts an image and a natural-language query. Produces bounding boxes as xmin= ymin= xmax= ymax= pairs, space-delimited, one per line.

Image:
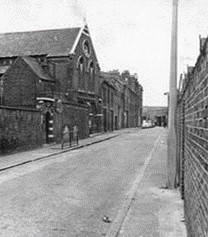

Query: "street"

xmin=0 ymin=128 xmax=163 ymax=237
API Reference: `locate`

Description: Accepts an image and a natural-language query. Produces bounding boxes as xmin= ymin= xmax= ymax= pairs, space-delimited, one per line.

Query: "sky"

xmin=0 ymin=0 xmax=207 ymax=106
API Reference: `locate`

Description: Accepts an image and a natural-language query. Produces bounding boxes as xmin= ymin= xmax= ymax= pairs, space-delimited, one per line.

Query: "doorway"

xmin=45 ymin=112 xmax=51 ymax=143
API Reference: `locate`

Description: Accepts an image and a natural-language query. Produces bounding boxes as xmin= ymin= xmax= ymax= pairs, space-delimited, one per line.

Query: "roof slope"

xmin=22 ymin=56 xmax=53 ymax=81
xmin=0 ymin=28 xmax=80 ymax=57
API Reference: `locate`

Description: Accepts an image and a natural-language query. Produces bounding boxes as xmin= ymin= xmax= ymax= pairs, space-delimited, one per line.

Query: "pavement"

xmin=114 ymin=129 xmax=187 ymax=237
xmin=0 ymin=127 xmax=187 ymax=236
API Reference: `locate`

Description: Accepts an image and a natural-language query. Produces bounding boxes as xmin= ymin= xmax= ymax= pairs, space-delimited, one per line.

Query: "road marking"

xmin=106 ymin=133 xmax=163 ymax=237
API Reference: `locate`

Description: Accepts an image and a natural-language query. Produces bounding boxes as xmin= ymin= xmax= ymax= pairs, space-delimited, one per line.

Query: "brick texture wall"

xmin=2 ymin=57 xmax=55 ymax=107
xmin=0 ymin=106 xmax=44 ymax=154
xmin=2 ymin=58 xmax=37 ymax=107
xmin=73 ymin=33 xmax=100 ymax=94
xmin=53 ymin=103 xmax=89 ymax=143
xmin=177 ymin=58 xmax=208 ymax=236
xmin=176 ymin=97 xmax=185 ymax=199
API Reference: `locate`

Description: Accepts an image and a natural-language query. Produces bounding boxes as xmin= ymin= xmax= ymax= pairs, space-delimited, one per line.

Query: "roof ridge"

xmin=0 ymin=27 xmax=81 ymax=35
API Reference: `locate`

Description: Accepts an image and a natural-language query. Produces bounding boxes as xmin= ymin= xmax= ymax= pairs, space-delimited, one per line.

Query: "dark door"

xmin=111 ymin=110 xmax=114 ymax=131
xmin=115 ymin=116 xmax=118 ymax=130
xmin=103 ymin=109 xmax=107 ymax=132
xmin=45 ymin=112 xmax=51 ymax=143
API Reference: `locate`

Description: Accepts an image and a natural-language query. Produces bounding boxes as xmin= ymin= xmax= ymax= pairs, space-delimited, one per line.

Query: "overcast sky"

xmin=0 ymin=0 xmax=207 ymax=106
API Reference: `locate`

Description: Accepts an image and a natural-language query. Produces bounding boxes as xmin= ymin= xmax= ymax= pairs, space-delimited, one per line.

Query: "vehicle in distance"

xmin=142 ymin=120 xmax=155 ymax=129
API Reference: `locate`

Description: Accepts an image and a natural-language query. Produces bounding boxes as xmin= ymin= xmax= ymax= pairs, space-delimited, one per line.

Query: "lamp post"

xmin=164 ymin=92 xmax=169 ymax=108
xmin=167 ymin=0 xmax=179 ymax=189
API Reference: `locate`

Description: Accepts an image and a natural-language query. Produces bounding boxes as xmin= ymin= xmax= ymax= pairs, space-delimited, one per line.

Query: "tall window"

xmin=110 ymin=91 xmax=114 ymax=107
xmin=89 ymin=61 xmax=95 ymax=92
xmin=0 ymin=77 xmax=3 ymax=105
xmin=77 ymin=56 xmax=84 ymax=90
xmin=102 ymin=87 xmax=107 ymax=106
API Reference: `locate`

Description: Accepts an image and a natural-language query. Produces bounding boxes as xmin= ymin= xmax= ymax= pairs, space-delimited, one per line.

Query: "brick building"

xmin=100 ymin=78 xmax=116 ymax=131
xmin=177 ymin=36 xmax=208 ymax=236
xmin=0 ymin=24 xmax=102 ymax=146
xmin=121 ymin=70 xmax=143 ymax=127
xmin=100 ymin=70 xmax=143 ymax=131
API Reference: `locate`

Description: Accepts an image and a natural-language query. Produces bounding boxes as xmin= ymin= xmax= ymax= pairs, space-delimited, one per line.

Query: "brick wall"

xmin=177 ymin=51 xmax=208 ymax=236
xmin=2 ymin=57 xmax=36 ymax=107
xmin=177 ymin=96 xmax=185 ymax=199
xmin=73 ymin=33 xmax=100 ymax=94
xmin=48 ymin=57 xmax=73 ymax=99
xmin=53 ymin=102 xmax=89 ymax=143
xmin=2 ymin=57 xmax=55 ymax=107
xmin=0 ymin=106 xmax=44 ymax=154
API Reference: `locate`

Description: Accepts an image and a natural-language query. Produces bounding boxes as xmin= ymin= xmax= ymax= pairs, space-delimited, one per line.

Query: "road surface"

xmin=0 ymin=127 xmax=163 ymax=237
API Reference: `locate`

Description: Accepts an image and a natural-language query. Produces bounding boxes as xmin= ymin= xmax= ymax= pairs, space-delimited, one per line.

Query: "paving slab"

xmin=111 ymin=130 xmax=187 ymax=237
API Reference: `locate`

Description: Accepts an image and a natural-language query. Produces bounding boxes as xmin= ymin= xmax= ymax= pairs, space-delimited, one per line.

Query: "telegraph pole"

xmin=167 ymin=0 xmax=178 ymax=189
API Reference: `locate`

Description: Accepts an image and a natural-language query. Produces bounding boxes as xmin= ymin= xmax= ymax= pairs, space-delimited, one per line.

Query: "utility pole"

xmin=167 ymin=0 xmax=178 ymax=189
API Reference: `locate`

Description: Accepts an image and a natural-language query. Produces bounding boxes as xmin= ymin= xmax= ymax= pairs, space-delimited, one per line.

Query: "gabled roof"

xmin=0 ymin=27 xmax=81 ymax=57
xmin=22 ymin=56 xmax=53 ymax=81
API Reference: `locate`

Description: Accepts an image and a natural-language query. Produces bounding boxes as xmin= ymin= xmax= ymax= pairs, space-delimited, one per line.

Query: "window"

xmin=0 ymin=77 xmax=3 ymax=104
xmin=102 ymin=87 xmax=107 ymax=106
xmin=83 ymin=40 xmax=91 ymax=57
xmin=77 ymin=56 xmax=85 ymax=90
xmin=89 ymin=61 xmax=95 ymax=92
xmin=111 ymin=91 xmax=114 ymax=107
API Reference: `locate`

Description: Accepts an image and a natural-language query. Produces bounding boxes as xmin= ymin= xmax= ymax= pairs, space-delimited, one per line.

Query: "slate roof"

xmin=0 ymin=27 xmax=80 ymax=58
xmin=22 ymin=56 xmax=54 ymax=81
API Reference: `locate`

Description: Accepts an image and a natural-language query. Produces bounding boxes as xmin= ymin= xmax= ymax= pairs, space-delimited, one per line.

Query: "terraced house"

xmin=100 ymin=70 xmax=143 ymax=132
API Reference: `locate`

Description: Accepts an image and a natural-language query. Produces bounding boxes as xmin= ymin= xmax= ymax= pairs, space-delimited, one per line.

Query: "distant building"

xmin=142 ymin=106 xmax=168 ymax=127
xmin=100 ymin=70 xmax=143 ymax=131
xmin=100 ymin=77 xmax=116 ymax=131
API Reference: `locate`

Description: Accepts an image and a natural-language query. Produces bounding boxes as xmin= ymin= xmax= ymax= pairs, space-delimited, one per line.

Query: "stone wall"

xmin=0 ymin=106 xmax=44 ymax=154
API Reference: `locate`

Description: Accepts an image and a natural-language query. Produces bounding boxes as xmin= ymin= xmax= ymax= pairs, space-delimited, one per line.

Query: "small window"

xmin=83 ymin=40 xmax=91 ymax=57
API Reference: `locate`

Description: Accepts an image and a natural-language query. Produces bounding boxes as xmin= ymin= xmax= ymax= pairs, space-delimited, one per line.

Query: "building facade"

xmin=100 ymin=70 xmax=143 ymax=132
xmin=0 ymin=24 xmax=102 ymax=147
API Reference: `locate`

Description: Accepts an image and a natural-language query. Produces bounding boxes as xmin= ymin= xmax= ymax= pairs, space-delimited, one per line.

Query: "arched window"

xmin=0 ymin=77 xmax=3 ymax=104
xmin=89 ymin=61 xmax=95 ymax=92
xmin=77 ymin=56 xmax=84 ymax=90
